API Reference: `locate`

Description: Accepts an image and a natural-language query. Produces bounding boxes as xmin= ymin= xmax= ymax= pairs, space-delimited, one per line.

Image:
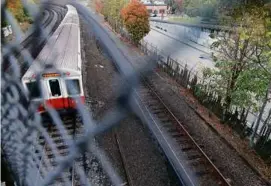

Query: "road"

xmin=143 ymin=26 xmax=214 ymax=73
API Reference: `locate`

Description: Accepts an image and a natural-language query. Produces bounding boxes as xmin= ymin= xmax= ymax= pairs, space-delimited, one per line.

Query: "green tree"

xmin=181 ymin=0 xmax=218 ymax=17
xmin=102 ymin=0 xmax=128 ymax=22
xmin=208 ymin=4 xmax=271 ymax=115
xmin=121 ymin=0 xmax=150 ymax=45
xmin=249 ymin=9 xmax=271 ymax=146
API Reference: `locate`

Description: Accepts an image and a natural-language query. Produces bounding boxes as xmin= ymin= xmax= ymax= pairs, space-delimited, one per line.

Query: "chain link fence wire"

xmin=1 ymin=1 xmax=157 ymax=185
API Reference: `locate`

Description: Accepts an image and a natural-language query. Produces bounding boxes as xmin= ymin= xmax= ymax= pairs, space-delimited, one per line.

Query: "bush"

xmin=121 ymin=0 xmax=150 ymax=45
xmin=185 ymin=8 xmax=199 ymax=17
xmin=6 ymin=0 xmax=31 ymax=23
xmin=255 ymin=138 xmax=271 ymax=163
xmin=1 ymin=19 xmax=8 ymax=27
xmin=23 ymin=7 xmax=30 ymax=17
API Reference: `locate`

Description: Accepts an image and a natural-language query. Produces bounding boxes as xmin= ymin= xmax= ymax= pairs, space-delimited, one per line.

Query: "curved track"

xmin=20 ymin=4 xmax=67 ymax=50
xmin=2 ymin=4 xmax=67 ymax=74
xmin=20 ymin=4 xmax=67 ymax=75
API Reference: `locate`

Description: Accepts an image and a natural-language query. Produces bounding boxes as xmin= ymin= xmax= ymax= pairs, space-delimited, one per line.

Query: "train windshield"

xmin=26 ymin=81 xmax=41 ymax=99
xmin=66 ymin=79 xmax=81 ymax=96
xmin=49 ymin=79 xmax=61 ymax=97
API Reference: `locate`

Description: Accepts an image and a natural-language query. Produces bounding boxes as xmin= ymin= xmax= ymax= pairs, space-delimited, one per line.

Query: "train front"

xmin=22 ymin=67 xmax=85 ymax=115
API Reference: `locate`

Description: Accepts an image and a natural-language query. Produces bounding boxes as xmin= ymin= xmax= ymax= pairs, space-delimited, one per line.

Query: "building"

xmin=141 ymin=0 xmax=168 ymax=17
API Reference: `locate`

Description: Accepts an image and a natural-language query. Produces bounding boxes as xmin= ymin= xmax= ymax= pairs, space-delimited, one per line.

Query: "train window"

xmin=26 ymin=81 xmax=41 ymax=99
xmin=66 ymin=79 xmax=81 ymax=96
xmin=49 ymin=79 xmax=61 ymax=97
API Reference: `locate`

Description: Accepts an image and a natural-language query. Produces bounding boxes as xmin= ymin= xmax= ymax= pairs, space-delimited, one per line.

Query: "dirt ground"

xmin=80 ymin=18 xmax=175 ymax=186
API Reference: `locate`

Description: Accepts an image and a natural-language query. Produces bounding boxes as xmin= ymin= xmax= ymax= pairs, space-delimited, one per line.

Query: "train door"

xmin=46 ymin=78 xmax=66 ymax=110
xmin=24 ymin=80 xmax=45 ymax=112
xmin=65 ymin=78 xmax=81 ymax=108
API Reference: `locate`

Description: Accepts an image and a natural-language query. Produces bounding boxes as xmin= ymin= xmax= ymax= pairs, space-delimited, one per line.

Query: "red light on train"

xmin=66 ymin=72 xmax=70 ymax=76
xmin=32 ymin=74 xmax=36 ymax=78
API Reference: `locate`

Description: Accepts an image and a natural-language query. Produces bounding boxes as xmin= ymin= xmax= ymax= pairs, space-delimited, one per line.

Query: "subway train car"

xmin=21 ymin=5 xmax=85 ymax=114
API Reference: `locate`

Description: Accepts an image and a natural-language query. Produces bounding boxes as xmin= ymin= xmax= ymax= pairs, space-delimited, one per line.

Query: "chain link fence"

xmin=1 ymin=1 xmax=157 ymax=185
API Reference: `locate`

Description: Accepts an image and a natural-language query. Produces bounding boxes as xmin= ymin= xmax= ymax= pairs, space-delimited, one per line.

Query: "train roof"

xmin=22 ymin=5 xmax=81 ymax=80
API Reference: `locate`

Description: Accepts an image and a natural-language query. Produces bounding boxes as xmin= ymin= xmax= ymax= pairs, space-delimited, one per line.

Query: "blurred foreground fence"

xmin=106 ymin=17 xmax=271 ymax=163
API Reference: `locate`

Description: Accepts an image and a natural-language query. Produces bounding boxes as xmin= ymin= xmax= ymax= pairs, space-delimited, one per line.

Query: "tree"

xmin=180 ymin=0 xmax=218 ymax=17
xmin=249 ymin=9 xmax=271 ymax=146
xmin=169 ymin=0 xmax=183 ymax=14
xmin=94 ymin=0 xmax=104 ymax=14
xmin=6 ymin=0 xmax=29 ymax=22
xmin=121 ymin=0 xmax=150 ymax=45
xmin=102 ymin=0 xmax=128 ymax=22
xmin=208 ymin=4 xmax=271 ymax=116
xmin=250 ymin=83 xmax=271 ymax=146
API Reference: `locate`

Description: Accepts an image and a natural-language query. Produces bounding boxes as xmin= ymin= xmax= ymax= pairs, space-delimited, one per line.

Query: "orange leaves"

xmin=6 ymin=0 xmax=27 ymax=22
xmin=121 ymin=1 xmax=148 ymax=22
xmin=121 ymin=0 xmax=150 ymax=44
xmin=6 ymin=0 xmax=23 ymax=13
xmin=95 ymin=0 xmax=104 ymax=13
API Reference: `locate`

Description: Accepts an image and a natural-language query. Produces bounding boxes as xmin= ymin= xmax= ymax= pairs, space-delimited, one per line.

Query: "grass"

xmin=168 ymin=16 xmax=202 ymax=24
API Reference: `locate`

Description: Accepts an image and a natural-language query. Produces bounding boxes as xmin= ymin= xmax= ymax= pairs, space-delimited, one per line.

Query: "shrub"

xmin=1 ymin=19 xmax=8 ymax=27
xmin=6 ymin=0 xmax=30 ymax=23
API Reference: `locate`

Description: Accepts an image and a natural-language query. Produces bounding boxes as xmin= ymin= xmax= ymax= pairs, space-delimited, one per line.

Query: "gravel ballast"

xmin=145 ymin=73 xmax=268 ymax=186
xmin=80 ymin=16 xmax=174 ymax=186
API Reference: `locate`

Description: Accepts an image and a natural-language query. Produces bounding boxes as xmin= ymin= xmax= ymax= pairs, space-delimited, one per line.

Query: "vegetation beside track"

xmin=1 ymin=0 xmax=34 ymax=41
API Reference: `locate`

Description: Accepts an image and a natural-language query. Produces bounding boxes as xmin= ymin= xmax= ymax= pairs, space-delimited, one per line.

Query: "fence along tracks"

xmin=134 ymin=76 xmax=231 ymax=186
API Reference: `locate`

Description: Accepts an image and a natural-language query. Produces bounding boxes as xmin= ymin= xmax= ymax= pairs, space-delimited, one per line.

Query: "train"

xmin=21 ymin=5 xmax=85 ymax=114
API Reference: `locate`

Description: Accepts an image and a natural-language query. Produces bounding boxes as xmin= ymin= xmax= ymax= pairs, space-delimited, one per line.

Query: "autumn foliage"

xmin=6 ymin=0 xmax=27 ymax=22
xmin=94 ymin=0 xmax=104 ymax=14
xmin=1 ymin=0 xmax=31 ymax=27
xmin=121 ymin=0 xmax=150 ymax=44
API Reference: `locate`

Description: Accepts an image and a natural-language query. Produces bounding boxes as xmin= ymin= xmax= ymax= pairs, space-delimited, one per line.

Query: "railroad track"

xmin=135 ymin=77 xmax=231 ymax=186
xmin=2 ymin=4 xmax=67 ymax=74
xmin=37 ymin=114 xmax=85 ymax=186
xmin=114 ymin=132 xmax=132 ymax=186
xmin=20 ymin=4 xmax=67 ymax=49
xmin=19 ymin=4 xmax=67 ymax=75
